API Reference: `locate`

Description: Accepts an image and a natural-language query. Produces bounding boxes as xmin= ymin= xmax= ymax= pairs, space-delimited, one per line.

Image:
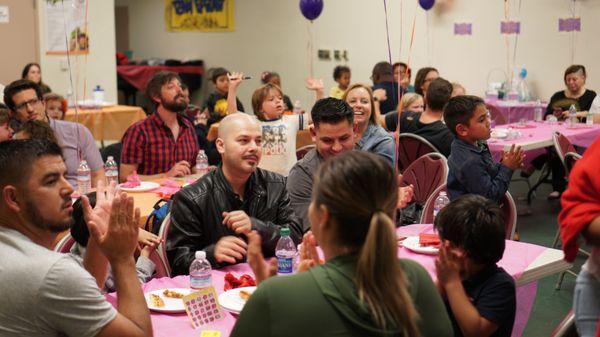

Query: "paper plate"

xmin=119 ymin=181 xmax=160 ymax=192
xmin=402 ymin=236 xmax=439 ymax=255
xmin=145 ymin=288 xmax=191 ymax=313
xmin=491 ymin=129 xmax=508 ymax=139
xmin=218 ymin=286 xmax=257 ymax=314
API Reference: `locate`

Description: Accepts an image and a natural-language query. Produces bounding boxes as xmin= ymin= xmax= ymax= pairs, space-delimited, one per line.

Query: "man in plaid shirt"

xmin=120 ymin=71 xmax=199 ymax=181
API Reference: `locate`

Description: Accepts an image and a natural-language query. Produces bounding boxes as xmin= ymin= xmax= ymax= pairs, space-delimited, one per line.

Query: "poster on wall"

xmin=165 ymin=0 xmax=235 ymax=32
xmin=45 ymin=0 xmax=89 ymax=55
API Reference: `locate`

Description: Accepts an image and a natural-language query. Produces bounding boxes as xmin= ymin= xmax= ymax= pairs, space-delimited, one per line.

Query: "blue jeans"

xmin=573 ymin=269 xmax=600 ymax=337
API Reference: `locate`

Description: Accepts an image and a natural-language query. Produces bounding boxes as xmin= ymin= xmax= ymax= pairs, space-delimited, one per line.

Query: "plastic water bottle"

xmin=189 ymin=251 xmax=212 ymax=290
xmin=104 ymin=156 xmax=118 ymax=185
xmin=568 ymin=104 xmax=577 ymax=127
xmin=275 ymin=227 xmax=297 ymax=275
xmin=586 ymin=110 xmax=594 ymax=126
xmin=195 ymin=150 xmax=209 ymax=176
xmin=433 ymin=191 xmax=450 ymax=218
xmin=293 ymin=100 xmax=302 ymax=114
xmin=93 ymin=85 xmax=105 ymax=105
xmin=77 ymin=160 xmax=91 ymax=195
xmin=534 ymin=99 xmax=544 ymax=122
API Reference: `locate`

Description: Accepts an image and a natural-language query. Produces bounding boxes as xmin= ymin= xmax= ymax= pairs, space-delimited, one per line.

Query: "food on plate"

xmin=418 ymin=233 xmax=441 ymax=247
xmin=239 ymin=290 xmax=251 ymax=301
xmin=149 ymin=294 xmax=164 ymax=307
xmin=121 ymin=171 xmax=141 ymax=188
xmin=224 ymin=273 xmax=256 ymax=291
xmin=162 ymin=289 xmax=185 ymax=298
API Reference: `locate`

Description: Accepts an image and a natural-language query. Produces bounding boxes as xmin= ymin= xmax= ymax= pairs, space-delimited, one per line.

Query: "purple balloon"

xmin=299 ymin=0 xmax=324 ymax=21
xmin=419 ymin=0 xmax=435 ymax=10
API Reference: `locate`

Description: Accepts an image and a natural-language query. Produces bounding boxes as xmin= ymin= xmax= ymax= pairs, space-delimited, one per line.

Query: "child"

xmin=435 ymin=194 xmax=516 ymax=337
xmin=227 ymin=72 xmax=311 ymax=176
xmin=261 ymin=71 xmax=294 ymax=111
xmin=70 ymin=192 xmax=161 ymax=292
xmin=0 ymin=109 xmax=14 ymax=142
xmin=202 ymin=67 xmax=245 ymax=125
xmin=43 ymin=93 xmax=66 ymax=120
xmin=14 ymin=120 xmax=58 ymax=144
xmin=444 ymin=95 xmax=524 ymax=203
xmin=329 ymin=65 xmax=351 ymax=99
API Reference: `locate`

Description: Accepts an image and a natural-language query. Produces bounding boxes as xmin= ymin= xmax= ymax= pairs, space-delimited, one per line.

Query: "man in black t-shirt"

xmin=371 ymin=62 xmax=402 ymax=115
xmin=385 ymin=77 xmax=454 ymax=156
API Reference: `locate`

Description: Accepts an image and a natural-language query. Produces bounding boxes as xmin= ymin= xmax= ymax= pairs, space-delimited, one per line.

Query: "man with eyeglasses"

xmin=3 ymin=79 xmax=104 ymax=188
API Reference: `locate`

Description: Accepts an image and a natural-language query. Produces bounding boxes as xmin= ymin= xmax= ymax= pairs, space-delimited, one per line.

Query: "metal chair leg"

xmin=527 ymin=163 xmax=552 ymax=204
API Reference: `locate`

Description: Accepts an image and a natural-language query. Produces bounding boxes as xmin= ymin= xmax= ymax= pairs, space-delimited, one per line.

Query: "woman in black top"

xmin=543 ymin=65 xmax=596 ymax=199
xmin=545 ymin=65 xmax=596 ymax=121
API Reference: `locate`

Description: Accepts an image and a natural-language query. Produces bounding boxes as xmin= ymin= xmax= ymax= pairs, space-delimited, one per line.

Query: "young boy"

xmin=435 ymin=194 xmax=516 ymax=337
xmin=0 ymin=109 xmax=14 ymax=142
xmin=202 ymin=67 xmax=245 ymax=125
xmin=43 ymin=93 xmax=66 ymax=120
xmin=444 ymin=95 xmax=524 ymax=203
xmin=329 ymin=65 xmax=351 ymax=99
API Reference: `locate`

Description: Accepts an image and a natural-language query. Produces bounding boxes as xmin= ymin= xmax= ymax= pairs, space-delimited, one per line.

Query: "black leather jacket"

xmin=166 ymin=167 xmax=303 ymax=275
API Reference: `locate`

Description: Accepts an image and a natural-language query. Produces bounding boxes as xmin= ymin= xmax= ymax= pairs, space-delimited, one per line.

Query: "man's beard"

xmin=161 ymin=95 xmax=188 ymax=113
xmin=23 ymin=197 xmax=73 ymax=233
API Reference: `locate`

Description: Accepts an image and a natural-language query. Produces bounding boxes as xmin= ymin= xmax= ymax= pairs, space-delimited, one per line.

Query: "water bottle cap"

xmin=198 ymin=149 xmax=205 ymax=154
xmin=80 ymin=160 xmax=88 ymax=165
xmin=195 ymin=251 xmax=206 ymax=259
xmin=439 ymin=191 xmax=447 ymax=196
xmin=280 ymin=227 xmax=290 ymax=236
xmin=95 ymin=85 xmax=101 ymax=90
xmin=107 ymin=156 xmax=114 ymax=161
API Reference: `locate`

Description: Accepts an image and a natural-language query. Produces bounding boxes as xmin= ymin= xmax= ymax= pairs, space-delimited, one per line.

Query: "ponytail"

xmin=356 ymin=211 xmax=420 ymax=337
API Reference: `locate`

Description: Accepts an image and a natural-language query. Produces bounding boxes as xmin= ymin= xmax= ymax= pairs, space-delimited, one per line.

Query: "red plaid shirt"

xmin=121 ymin=113 xmax=199 ymax=175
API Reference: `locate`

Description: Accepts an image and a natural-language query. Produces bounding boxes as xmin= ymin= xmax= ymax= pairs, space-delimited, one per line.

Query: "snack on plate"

xmin=121 ymin=171 xmax=141 ymax=188
xmin=163 ymin=289 xmax=185 ymax=298
xmin=418 ymin=233 xmax=441 ymax=247
xmin=149 ymin=294 xmax=164 ymax=307
xmin=239 ymin=290 xmax=251 ymax=301
xmin=224 ymin=273 xmax=256 ymax=291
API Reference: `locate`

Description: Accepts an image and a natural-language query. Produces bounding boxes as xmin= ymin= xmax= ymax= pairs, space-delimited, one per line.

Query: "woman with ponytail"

xmin=231 ymin=151 xmax=452 ymax=337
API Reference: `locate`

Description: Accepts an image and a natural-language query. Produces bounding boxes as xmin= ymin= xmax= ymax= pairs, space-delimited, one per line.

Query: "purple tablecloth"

xmin=488 ymin=121 xmax=600 ymax=164
xmin=486 ymin=100 xmax=547 ymax=125
xmin=108 ymin=224 xmax=550 ymax=337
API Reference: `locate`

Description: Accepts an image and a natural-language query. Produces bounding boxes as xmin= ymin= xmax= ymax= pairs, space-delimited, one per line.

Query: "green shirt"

xmin=231 ymin=254 xmax=453 ymax=337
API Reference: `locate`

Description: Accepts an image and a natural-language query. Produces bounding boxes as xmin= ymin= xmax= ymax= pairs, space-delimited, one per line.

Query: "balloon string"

xmin=82 ymin=0 xmax=89 ymax=102
xmin=382 ymin=0 xmax=397 ymax=107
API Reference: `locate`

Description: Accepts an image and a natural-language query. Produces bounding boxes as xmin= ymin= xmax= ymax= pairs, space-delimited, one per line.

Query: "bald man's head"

xmin=217 ymin=113 xmax=261 ymax=139
xmin=216 ymin=113 xmax=263 ymax=176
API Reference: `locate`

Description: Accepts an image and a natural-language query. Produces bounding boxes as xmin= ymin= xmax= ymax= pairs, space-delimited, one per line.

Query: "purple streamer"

xmin=559 ymin=17 xmax=581 ymax=32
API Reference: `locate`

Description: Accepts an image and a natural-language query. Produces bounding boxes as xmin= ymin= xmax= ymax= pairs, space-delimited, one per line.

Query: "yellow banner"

xmin=165 ymin=0 xmax=234 ymax=32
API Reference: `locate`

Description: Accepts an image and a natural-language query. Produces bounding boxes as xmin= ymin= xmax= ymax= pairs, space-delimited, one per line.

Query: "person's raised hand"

xmin=501 ymin=144 xmax=524 ymax=170
xmin=228 ymin=72 xmax=245 ymax=90
xmin=81 ymin=180 xmax=118 ymax=239
xmin=435 ymin=241 xmax=465 ymax=287
xmin=305 ymin=77 xmax=324 ymax=92
xmin=222 ymin=210 xmax=252 ymax=235
xmin=247 ymin=231 xmax=277 ymax=284
xmin=297 ymin=231 xmax=321 ymax=272
xmin=166 ymin=161 xmax=191 ymax=177
xmin=87 ymin=192 xmax=140 ymax=264
xmin=214 ymin=236 xmax=248 ymax=264
xmin=373 ymin=88 xmax=388 ymax=102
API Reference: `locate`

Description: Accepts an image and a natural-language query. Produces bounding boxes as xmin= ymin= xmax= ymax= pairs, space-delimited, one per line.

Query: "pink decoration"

xmin=454 ymin=23 xmax=472 ymax=35
xmin=501 ymin=21 xmax=521 ymax=34
xmin=559 ymin=17 xmax=581 ymax=32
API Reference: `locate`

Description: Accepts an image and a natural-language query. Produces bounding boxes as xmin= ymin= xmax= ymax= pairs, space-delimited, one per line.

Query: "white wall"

xmin=38 ymin=0 xmax=117 ymax=103
xmin=117 ymin=0 xmax=600 ymax=109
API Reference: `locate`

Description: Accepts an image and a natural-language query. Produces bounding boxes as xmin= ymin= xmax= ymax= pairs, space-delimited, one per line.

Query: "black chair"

xmin=100 ymin=142 xmax=122 ymax=166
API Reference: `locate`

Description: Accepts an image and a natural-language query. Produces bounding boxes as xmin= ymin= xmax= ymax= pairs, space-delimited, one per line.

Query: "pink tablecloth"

xmin=109 ymin=224 xmax=548 ymax=337
xmin=488 ymin=121 xmax=600 ymax=164
xmin=486 ymin=100 xmax=547 ymax=125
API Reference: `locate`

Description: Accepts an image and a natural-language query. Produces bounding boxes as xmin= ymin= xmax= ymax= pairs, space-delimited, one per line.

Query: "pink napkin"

xmin=152 ymin=179 xmax=182 ymax=199
xmin=121 ymin=171 xmax=141 ymax=188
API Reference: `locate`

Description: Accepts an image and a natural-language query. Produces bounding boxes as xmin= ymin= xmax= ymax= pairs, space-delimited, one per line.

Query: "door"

xmin=0 ymin=0 xmax=38 ymax=86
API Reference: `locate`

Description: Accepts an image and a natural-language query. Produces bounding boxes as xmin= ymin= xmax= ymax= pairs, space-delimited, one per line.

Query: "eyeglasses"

xmin=14 ymin=98 xmax=42 ymax=112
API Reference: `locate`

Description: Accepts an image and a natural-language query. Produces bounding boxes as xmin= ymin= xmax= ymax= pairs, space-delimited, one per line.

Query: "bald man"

xmin=166 ymin=113 xmax=303 ymax=274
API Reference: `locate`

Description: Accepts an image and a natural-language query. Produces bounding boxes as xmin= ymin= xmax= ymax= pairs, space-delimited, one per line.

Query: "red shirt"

xmin=121 ymin=113 xmax=199 ymax=175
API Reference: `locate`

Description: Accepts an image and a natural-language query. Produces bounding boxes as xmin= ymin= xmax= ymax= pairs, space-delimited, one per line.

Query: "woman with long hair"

xmin=232 ymin=151 xmax=453 ymax=337
xmin=21 ymin=63 xmax=52 ymax=94
xmin=343 ymin=83 xmax=396 ymax=166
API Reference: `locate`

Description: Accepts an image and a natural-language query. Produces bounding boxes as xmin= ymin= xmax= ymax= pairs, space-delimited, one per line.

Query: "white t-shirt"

xmin=258 ymin=114 xmax=309 ymax=176
xmin=589 ymin=95 xmax=600 ymax=114
xmin=0 ymin=226 xmax=117 ymax=337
